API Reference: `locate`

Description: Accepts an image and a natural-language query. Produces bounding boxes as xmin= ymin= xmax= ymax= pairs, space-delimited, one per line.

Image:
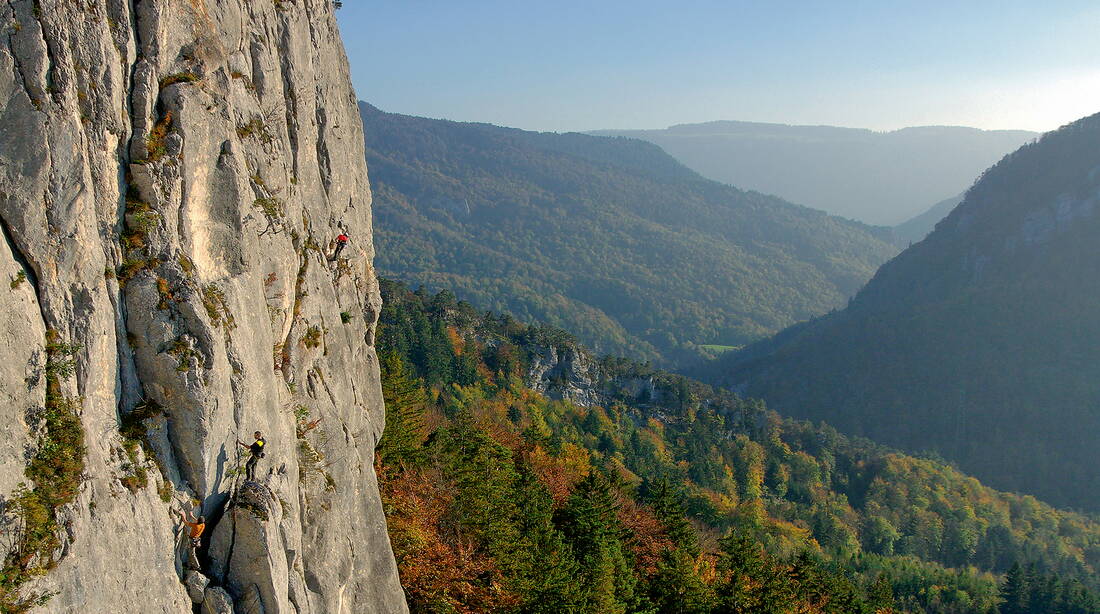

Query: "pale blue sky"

xmin=337 ymin=1 xmax=1100 ymax=132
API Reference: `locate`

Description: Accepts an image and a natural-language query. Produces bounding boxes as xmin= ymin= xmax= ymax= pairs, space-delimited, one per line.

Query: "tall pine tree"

xmin=555 ymin=471 xmax=641 ymax=614
xmin=642 ymin=476 xmax=699 ymax=557
xmin=999 ymin=562 xmax=1028 ymax=614
xmin=510 ymin=462 xmax=585 ymax=613
xmin=378 ymin=351 xmax=427 ymax=466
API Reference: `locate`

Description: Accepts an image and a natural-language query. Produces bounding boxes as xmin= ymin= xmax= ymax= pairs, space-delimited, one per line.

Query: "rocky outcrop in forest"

xmin=0 ymin=0 xmax=406 ymax=611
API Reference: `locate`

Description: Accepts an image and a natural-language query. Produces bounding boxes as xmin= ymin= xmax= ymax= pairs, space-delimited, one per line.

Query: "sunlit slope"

xmin=362 ymin=102 xmax=897 ymax=365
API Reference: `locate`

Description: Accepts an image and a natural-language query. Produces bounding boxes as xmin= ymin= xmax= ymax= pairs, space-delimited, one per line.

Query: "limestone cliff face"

xmin=0 ymin=0 xmax=407 ymax=612
xmin=524 ymin=341 xmax=670 ymax=412
xmin=525 ymin=344 xmax=600 ymax=408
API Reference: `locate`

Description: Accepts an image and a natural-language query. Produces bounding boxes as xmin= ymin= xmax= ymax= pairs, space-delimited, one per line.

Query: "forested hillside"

xmin=709 ymin=111 xmax=1100 ymax=512
xmin=361 ymin=103 xmax=898 ymax=365
xmin=374 ymin=280 xmax=1100 ymax=614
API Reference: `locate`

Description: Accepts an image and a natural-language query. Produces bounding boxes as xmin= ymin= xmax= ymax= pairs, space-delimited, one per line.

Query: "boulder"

xmin=202 ymin=586 xmax=234 ymax=614
xmin=185 ymin=570 xmax=210 ymax=603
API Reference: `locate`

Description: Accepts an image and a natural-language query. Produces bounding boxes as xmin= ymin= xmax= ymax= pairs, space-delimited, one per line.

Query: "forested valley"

xmin=710 ymin=112 xmax=1100 ymax=512
xmin=362 ymin=102 xmax=897 ymax=367
xmin=373 ymin=280 xmax=1100 ymax=614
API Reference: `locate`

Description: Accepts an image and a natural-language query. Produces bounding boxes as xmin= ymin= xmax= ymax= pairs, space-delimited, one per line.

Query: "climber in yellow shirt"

xmin=237 ymin=431 xmax=266 ymax=481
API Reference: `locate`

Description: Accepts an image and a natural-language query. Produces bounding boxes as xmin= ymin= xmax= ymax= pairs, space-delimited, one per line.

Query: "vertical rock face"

xmin=0 ymin=0 xmax=407 ymax=612
xmin=525 ymin=343 xmax=600 ymax=408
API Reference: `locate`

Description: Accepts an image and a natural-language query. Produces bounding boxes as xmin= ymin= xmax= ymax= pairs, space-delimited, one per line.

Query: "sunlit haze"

xmin=338 ymin=0 xmax=1100 ymax=133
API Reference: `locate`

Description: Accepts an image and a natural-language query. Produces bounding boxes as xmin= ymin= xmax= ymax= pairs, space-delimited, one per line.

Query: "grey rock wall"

xmin=0 ymin=0 xmax=406 ymax=612
xmin=526 ymin=344 xmax=600 ymax=407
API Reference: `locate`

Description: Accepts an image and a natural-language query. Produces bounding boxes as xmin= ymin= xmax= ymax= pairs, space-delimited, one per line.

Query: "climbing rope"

xmin=230 ymin=437 xmax=244 ymax=497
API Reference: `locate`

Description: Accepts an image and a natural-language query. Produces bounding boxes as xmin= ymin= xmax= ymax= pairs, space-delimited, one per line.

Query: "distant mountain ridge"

xmin=892 ymin=193 xmax=964 ymax=245
xmin=592 ymin=121 xmax=1037 ymax=225
xmin=360 ymin=102 xmax=898 ymax=365
xmin=707 ymin=111 xmax=1100 ymax=511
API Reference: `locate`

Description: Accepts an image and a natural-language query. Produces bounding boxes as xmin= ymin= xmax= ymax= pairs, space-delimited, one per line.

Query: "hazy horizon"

xmin=360 ymin=101 xmax=1048 ymax=135
xmin=338 ymin=1 xmax=1099 ymax=134
xmin=588 ymin=118 xmax=1042 ymax=135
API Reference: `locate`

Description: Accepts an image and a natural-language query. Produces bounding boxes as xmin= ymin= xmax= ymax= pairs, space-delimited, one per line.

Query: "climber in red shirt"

xmin=333 ymin=232 xmax=349 ymax=260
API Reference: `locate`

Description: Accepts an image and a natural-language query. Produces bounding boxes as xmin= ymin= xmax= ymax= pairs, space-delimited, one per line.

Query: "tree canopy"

xmin=375 ymin=279 xmax=1100 ymax=614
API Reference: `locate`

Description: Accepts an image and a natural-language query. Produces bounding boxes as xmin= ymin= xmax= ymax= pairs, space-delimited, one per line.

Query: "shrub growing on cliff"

xmin=144 ymin=111 xmax=173 ymax=162
xmin=0 ymin=331 xmax=86 ymax=611
xmin=201 ymin=284 xmax=235 ymax=330
xmin=253 ymin=196 xmax=284 ymax=222
xmin=158 ymin=72 xmax=200 ymax=88
xmin=116 ymin=255 xmax=158 ymax=286
xmin=167 ymin=338 xmax=202 ymax=371
xmin=43 ymin=334 xmax=80 ymax=380
xmin=236 ymin=118 xmax=273 ymax=144
xmin=301 ymin=325 xmax=322 ymax=349
xmin=118 ymin=400 xmax=164 ymax=494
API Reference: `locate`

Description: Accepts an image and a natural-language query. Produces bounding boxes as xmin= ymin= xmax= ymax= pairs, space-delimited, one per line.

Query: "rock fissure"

xmin=33 ymin=4 xmax=61 ymax=107
xmin=0 ymin=212 xmax=43 ymax=311
xmin=2 ymin=3 xmax=21 ymax=89
xmin=111 ymin=0 xmax=148 ymax=430
xmin=6 ymin=2 xmax=39 ymax=105
xmin=221 ymin=498 xmax=239 ymax=586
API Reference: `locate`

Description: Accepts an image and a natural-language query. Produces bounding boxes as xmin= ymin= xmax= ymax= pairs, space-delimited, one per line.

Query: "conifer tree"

xmin=1000 ymin=562 xmax=1028 ymax=614
xmin=647 ymin=549 xmax=715 ymax=614
xmin=714 ymin=532 xmax=772 ymax=613
xmin=378 ymin=351 xmax=427 ymax=466
xmin=867 ymin=573 xmax=896 ymax=613
xmin=435 ymin=408 xmax=521 ymax=559
xmin=641 ymin=476 xmax=699 ymax=556
xmin=555 ymin=471 xmax=639 ymax=614
xmin=511 ymin=461 xmax=584 ymax=613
